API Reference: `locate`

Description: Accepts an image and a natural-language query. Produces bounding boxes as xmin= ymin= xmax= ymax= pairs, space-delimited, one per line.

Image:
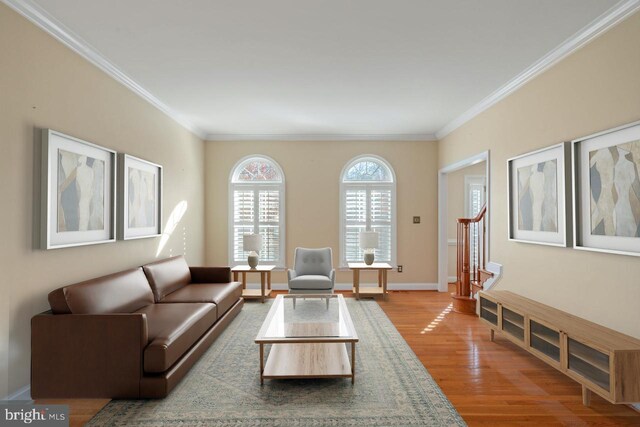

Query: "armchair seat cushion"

xmin=160 ymin=282 xmax=242 ymax=318
xmin=136 ymin=303 xmax=217 ymax=373
xmin=289 ymin=275 xmax=333 ymax=290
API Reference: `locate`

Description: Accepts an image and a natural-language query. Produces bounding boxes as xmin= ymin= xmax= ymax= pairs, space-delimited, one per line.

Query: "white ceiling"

xmin=15 ymin=0 xmax=632 ymax=139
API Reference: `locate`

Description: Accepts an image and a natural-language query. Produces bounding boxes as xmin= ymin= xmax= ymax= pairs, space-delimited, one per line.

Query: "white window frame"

xmin=228 ymin=155 xmax=286 ymax=268
xmin=339 ymin=155 xmax=397 ymax=268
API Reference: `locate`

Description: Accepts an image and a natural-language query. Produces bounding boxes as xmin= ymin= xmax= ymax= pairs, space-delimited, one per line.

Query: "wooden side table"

xmin=232 ymin=265 xmax=276 ymax=303
xmin=348 ymin=262 xmax=393 ymax=300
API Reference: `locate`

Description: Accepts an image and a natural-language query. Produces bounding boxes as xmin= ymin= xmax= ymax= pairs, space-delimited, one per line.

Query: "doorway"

xmin=437 ymin=151 xmax=490 ymax=292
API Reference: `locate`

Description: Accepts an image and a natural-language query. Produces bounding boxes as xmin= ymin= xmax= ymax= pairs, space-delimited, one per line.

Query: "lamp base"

xmin=364 ymin=252 xmax=375 ymax=265
xmin=248 ymin=254 xmax=259 ymax=268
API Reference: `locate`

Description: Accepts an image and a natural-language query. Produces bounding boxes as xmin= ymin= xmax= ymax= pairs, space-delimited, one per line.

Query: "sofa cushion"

xmin=136 ymin=303 xmax=217 ymax=373
xmin=289 ymin=275 xmax=333 ymax=290
xmin=143 ymin=256 xmax=192 ymax=302
xmin=48 ymin=268 xmax=155 ymax=314
xmin=293 ymin=247 xmax=333 ymax=276
xmin=160 ymin=282 xmax=242 ymax=318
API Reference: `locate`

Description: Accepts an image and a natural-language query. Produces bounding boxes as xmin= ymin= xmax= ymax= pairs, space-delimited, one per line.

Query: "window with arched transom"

xmin=340 ymin=155 xmax=396 ymax=267
xmin=229 ymin=156 xmax=285 ymax=267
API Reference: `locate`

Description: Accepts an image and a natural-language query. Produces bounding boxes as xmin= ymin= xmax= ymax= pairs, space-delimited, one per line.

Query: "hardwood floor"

xmin=378 ymin=287 xmax=640 ymax=426
xmin=37 ymin=287 xmax=640 ymax=426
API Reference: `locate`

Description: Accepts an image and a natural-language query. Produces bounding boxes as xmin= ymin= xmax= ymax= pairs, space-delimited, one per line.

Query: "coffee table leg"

xmin=351 ymin=342 xmax=356 ymax=384
xmin=260 ymin=343 xmax=264 ymax=385
xmin=260 ymin=272 xmax=266 ymax=303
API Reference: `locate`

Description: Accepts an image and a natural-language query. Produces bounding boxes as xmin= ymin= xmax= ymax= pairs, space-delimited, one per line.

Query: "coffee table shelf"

xmin=263 ymin=343 xmax=352 ymax=379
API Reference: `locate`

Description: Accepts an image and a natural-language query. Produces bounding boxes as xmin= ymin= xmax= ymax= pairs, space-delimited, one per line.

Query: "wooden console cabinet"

xmin=478 ymin=290 xmax=640 ymax=406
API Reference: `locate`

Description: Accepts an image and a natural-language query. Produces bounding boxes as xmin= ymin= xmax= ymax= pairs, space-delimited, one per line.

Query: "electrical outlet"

xmin=413 ymin=216 xmax=420 ymax=224
xmin=397 ymin=265 xmax=403 ymax=273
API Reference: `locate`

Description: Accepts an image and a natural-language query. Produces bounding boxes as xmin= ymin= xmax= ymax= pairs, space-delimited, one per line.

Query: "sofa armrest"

xmin=287 ymin=269 xmax=297 ymax=282
xmin=31 ymin=312 xmax=148 ymax=399
xmin=190 ymin=266 xmax=232 ymax=283
xmin=329 ymin=269 xmax=336 ymax=286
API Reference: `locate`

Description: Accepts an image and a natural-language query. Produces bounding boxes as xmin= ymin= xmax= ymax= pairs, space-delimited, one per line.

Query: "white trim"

xmin=228 ymin=155 xmax=286 ymax=268
xmin=4 ymin=385 xmax=31 ymax=401
xmin=243 ymin=282 xmax=438 ymax=291
xmin=482 ymin=261 xmax=503 ymax=291
xmin=1 ymin=0 xmax=206 ymax=139
xmin=447 ymin=238 xmax=457 ymax=246
xmin=206 ymin=133 xmax=438 ymax=142
xmin=435 ymin=0 xmax=640 ymax=140
xmin=447 ymin=276 xmax=457 ymax=283
xmin=438 ymin=151 xmax=490 ymax=292
xmin=339 ymin=155 xmax=397 ymax=268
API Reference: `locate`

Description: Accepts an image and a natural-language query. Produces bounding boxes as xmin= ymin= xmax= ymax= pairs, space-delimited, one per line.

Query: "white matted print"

xmin=508 ymin=142 xmax=571 ymax=246
xmin=41 ymin=129 xmax=116 ymax=249
xmin=119 ymin=154 xmax=162 ymax=240
xmin=573 ymin=121 xmax=640 ymax=255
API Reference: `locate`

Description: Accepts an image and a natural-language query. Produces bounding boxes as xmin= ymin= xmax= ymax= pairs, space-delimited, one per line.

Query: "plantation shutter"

xmin=371 ymin=188 xmax=392 ymax=262
xmin=344 ymin=188 xmax=367 ymax=263
xmin=258 ymin=189 xmax=280 ymax=262
xmin=232 ymin=186 xmax=282 ymax=264
xmin=233 ymin=190 xmax=254 ymax=262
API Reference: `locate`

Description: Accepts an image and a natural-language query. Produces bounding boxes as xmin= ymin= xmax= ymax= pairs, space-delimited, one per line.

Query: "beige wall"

xmin=0 ymin=5 xmax=205 ymax=398
xmin=446 ymin=162 xmax=486 ymax=278
xmin=205 ymin=140 xmax=438 ymax=285
xmin=439 ymin=12 xmax=640 ymax=338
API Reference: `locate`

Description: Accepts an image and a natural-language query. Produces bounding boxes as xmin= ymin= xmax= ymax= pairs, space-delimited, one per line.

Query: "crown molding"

xmin=435 ymin=0 xmax=640 ymax=140
xmin=205 ymin=133 xmax=437 ymax=142
xmin=1 ymin=0 xmax=207 ymax=139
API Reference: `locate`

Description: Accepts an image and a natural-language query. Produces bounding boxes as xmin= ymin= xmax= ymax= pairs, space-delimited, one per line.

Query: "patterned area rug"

xmin=89 ymin=299 xmax=465 ymax=426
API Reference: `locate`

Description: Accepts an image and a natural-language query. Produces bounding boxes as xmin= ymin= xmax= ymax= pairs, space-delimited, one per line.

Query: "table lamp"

xmin=243 ymin=233 xmax=262 ymax=268
xmin=359 ymin=231 xmax=379 ymax=265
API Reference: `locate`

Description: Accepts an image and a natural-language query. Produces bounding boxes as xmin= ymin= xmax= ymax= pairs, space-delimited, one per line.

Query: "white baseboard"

xmin=244 ymin=282 xmax=438 ymax=291
xmin=3 ymin=384 xmax=31 ymax=401
xmin=447 ymin=276 xmax=457 ymax=283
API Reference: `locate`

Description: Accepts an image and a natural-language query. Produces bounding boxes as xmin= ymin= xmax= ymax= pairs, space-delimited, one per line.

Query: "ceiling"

xmin=14 ymin=0 xmax=632 ymax=139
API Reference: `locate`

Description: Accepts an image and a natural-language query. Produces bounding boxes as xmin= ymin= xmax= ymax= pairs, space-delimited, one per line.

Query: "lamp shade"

xmin=359 ymin=231 xmax=379 ymax=250
xmin=243 ymin=233 xmax=262 ymax=253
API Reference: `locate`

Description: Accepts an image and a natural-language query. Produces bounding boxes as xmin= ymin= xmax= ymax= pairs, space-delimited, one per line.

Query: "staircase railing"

xmin=453 ymin=204 xmax=489 ymax=314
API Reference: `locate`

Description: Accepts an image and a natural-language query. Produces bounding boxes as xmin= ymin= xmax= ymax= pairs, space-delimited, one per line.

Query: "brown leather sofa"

xmin=31 ymin=256 xmax=243 ymax=399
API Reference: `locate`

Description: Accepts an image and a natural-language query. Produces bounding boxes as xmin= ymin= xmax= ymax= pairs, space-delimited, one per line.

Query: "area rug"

xmin=88 ymin=299 xmax=465 ymax=426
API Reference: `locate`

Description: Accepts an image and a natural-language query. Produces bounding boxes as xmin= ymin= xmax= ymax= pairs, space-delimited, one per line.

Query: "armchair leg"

xmin=326 ymin=297 xmax=330 ymax=310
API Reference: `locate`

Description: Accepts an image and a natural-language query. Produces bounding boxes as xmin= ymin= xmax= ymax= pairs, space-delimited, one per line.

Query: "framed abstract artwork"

xmin=508 ymin=142 xmax=572 ymax=246
xmin=118 ymin=154 xmax=162 ymax=240
xmin=572 ymin=121 xmax=640 ymax=256
xmin=41 ymin=129 xmax=116 ymax=249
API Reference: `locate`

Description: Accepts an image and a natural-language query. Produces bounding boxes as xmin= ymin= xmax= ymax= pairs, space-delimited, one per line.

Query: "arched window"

xmin=229 ymin=156 xmax=285 ymax=267
xmin=340 ymin=155 xmax=396 ymax=267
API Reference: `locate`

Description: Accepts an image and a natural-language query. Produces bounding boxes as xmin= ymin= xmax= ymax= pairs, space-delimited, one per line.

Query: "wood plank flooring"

xmin=36 ymin=288 xmax=640 ymax=426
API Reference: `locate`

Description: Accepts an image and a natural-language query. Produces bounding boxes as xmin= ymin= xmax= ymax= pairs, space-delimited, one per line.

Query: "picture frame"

xmin=41 ymin=129 xmax=116 ymax=249
xmin=572 ymin=120 xmax=640 ymax=256
xmin=118 ymin=154 xmax=163 ymax=240
xmin=507 ymin=142 xmax=571 ymax=247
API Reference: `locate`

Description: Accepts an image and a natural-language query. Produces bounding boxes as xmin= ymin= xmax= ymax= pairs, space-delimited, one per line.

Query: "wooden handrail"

xmin=452 ymin=204 xmax=488 ymax=315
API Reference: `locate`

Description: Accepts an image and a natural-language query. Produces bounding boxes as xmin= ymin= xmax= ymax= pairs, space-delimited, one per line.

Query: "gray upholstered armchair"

xmin=287 ymin=247 xmax=335 ymax=294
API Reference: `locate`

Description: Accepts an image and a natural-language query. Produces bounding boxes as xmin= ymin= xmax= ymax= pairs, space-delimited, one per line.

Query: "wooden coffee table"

xmin=255 ymin=294 xmax=359 ymax=384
